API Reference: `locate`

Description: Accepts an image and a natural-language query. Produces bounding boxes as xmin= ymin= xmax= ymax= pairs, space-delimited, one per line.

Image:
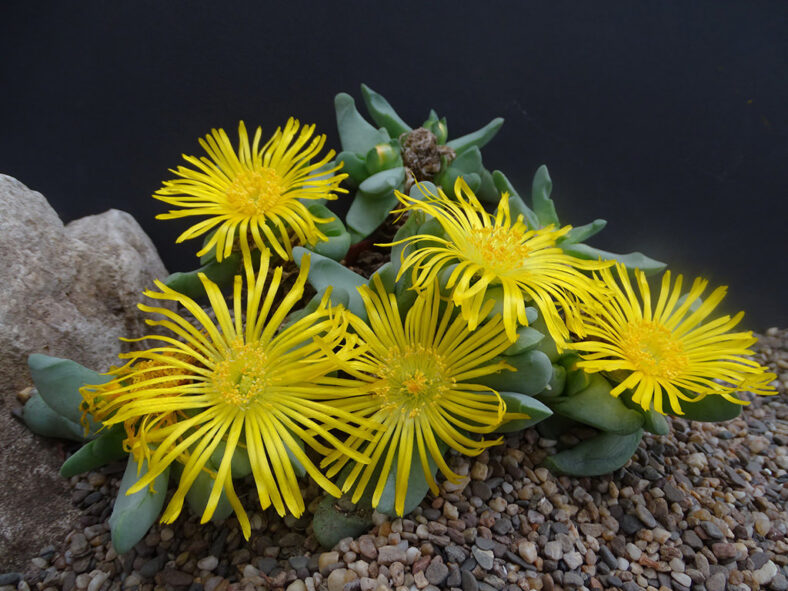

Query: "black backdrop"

xmin=2 ymin=1 xmax=786 ymax=328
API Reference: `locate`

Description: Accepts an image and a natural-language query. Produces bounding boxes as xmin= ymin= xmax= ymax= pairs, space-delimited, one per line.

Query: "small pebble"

xmin=197 ymin=556 xmax=219 ymax=571
xmin=671 ymin=571 xmax=692 ymax=588
xmin=544 ymin=541 xmax=562 ymax=561
xmin=471 ymin=546 xmax=494 ymax=570
xmin=753 ymin=560 xmax=778 ymax=586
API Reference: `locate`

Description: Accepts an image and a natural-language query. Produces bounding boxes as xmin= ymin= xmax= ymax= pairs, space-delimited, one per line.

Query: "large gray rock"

xmin=0 ymin=174 xmax=169 ymax=570
xmin=0 ymin=174 xmax=169 ymax=391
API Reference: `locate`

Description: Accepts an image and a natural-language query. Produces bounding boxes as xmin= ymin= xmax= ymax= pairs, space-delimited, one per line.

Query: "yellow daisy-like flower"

xmin=154 ymin=118 xmax=347 ymax=261
xmin=321 ymin=275 xmax=526 ymax=516
xmin=82 ymin=250 xmax=373 ymax=539
xmin=392 ymin=178 xmax=610 ymax=348
xmin=572 ymin=263 xmax=777 ymax=415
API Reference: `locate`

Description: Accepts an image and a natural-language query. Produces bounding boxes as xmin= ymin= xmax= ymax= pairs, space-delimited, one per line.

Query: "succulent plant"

xmin=334 ymin=84 xmax=504 ymax=242
xmin=18 ymin=86 xmax=775 ymax=553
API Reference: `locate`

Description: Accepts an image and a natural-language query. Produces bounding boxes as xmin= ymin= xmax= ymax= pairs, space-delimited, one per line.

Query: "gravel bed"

xmin=3 ymin=328 xmax=787 ymax=591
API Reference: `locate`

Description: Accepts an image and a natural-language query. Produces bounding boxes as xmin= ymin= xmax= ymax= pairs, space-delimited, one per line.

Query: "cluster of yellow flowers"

xmin=83 ymin=120 xmax=775 ymax=538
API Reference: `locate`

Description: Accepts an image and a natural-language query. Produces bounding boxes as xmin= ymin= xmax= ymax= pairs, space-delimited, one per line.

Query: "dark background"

xmin=2 ymin=1 xmax=786 ymax=329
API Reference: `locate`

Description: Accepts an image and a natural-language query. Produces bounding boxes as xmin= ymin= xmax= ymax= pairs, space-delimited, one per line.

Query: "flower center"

xmin=225 ymin=168 xmax=286 ymax=216
xmin=376 ymin=345 xmax=455 ymax=418
xmin=619 ymin=320 xmax=689 ymax=379
xmin=466 ymin=226 xmax=530 ymax=274
xmin=212 ymin=341 xmax=272 ymax=408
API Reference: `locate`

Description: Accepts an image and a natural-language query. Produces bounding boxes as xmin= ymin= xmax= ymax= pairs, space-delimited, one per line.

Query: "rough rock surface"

xmin=0 ymin=174 xmax=169 ymax=570
xmin=0 ymin=175 xmax=169 ymax=393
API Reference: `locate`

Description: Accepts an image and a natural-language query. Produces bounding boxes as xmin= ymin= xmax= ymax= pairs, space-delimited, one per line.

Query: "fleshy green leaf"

xmin=446 ymin=117 xmax=504 ymax=154
xmin=439 ymin=169 xmax=480 ymax=196
xmin=335 ymin=93 xmax=390 ymax=155
xmin=312 ymin=495 xmax=374 ymax=549
xmin=477 ymin=350 xmax=553 ymax=397
xmin=438 ymin=148 xmax=483 ymax=196
xmin=293 ymin=247 xmax=368 ymax=318
xmin=427 ymin=117 xmax=448 ymax=144
xmin=562 ymin=243 xmax=666 ymax=275
xmin=22 ymin=391 xmax=87 ymax=441
xmin=346 ymin=191 xmax=400 ymax=241
xmin=545 ymin=364 xmax=566 ymax=397
xmin=553 ymin=374 xmax=645 ymax=434
xmin=358 ymin=166 xmax=406 ymax=197
xmin=476 ymin=168 xmax=498 ymax=203
xmin=668 ymin=394 xmax=743 ymax=422
xmin=558 ymin=219 xmax=607 ymax=245
xmin=417 ymin=215 xmax=445 ymax=238
xmin=492 ymin=171 xmax=540 ymax=229
xmin=109 ymin=456 xmax=169 ymax=554
xmin=423 ymin=109 xmax=439 ymax=128
xmin=558 ymin=354 xmax=587 ymax=395
xmin=531 ymin=165 xmax=559 ymax=228
xmin=335 ymin=151 xmax=368 ymax=187
xmin=495 ymin=392 xmax=553 ymax=432
xmin=311 ymin=232 xmax=351 ymax=262
xmin=164 ymin=252 xmax=242 ymax=299
xmin=185 ymin=467 xmax=234 ymax=524
xmin=529 ymin=313 xmax=560 ymax=362
xmin=326 ymin=438 xmax=448 ymax=527
xmin=360 ymin=84 xmax=412 ymax=137
xmin=60 ymin=425 xmax=128 ymax=477
xmin=28 ymin=354 xmax=107 ymax=430
xmin=309 ymin=203 xmax=351 ymax=261
xmin=410 ymin=180 xmax=438 ymax=201
xmin=544 ymin=430 xmax=643 ymax=476
xmin=345 ymin=167 xmax=406 ymax=240
xmin=564 ymin=367 xmax=591 ymax=396
xmin=448 ymin=146 xmax=483 ymax=175
xmin=504 ymin=326 xmax=545 ymax=356
xmin=642 ymin=408 xmax=670 ymax=435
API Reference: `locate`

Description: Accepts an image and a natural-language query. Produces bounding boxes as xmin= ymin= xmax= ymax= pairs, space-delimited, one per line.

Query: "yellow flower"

xmin=392 ymin=178 xmax=610 ymax=348
xmin=321 ymin=275 xmax=525 ymax=516
xmin=82 ymin=250 xmax=373 ymax=539
xmin=572 ymin=263 xmax=777 ymax=415
xmin=154 ymin=119 xmax=347 ymax=261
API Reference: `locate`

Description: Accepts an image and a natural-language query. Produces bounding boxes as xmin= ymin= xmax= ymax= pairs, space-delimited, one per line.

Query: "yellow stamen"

xmin=618 ymin=320 xmax=689 ymax=379
xmin=225 ymin=169 xmax=286 ymax=217
xmin=466 ymin=226 xmax=531 ymax=274
xmin=211 ymin=341 xmax=272 ymax=408
xmin=376 ymin=345 xmax=455 ymax=418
